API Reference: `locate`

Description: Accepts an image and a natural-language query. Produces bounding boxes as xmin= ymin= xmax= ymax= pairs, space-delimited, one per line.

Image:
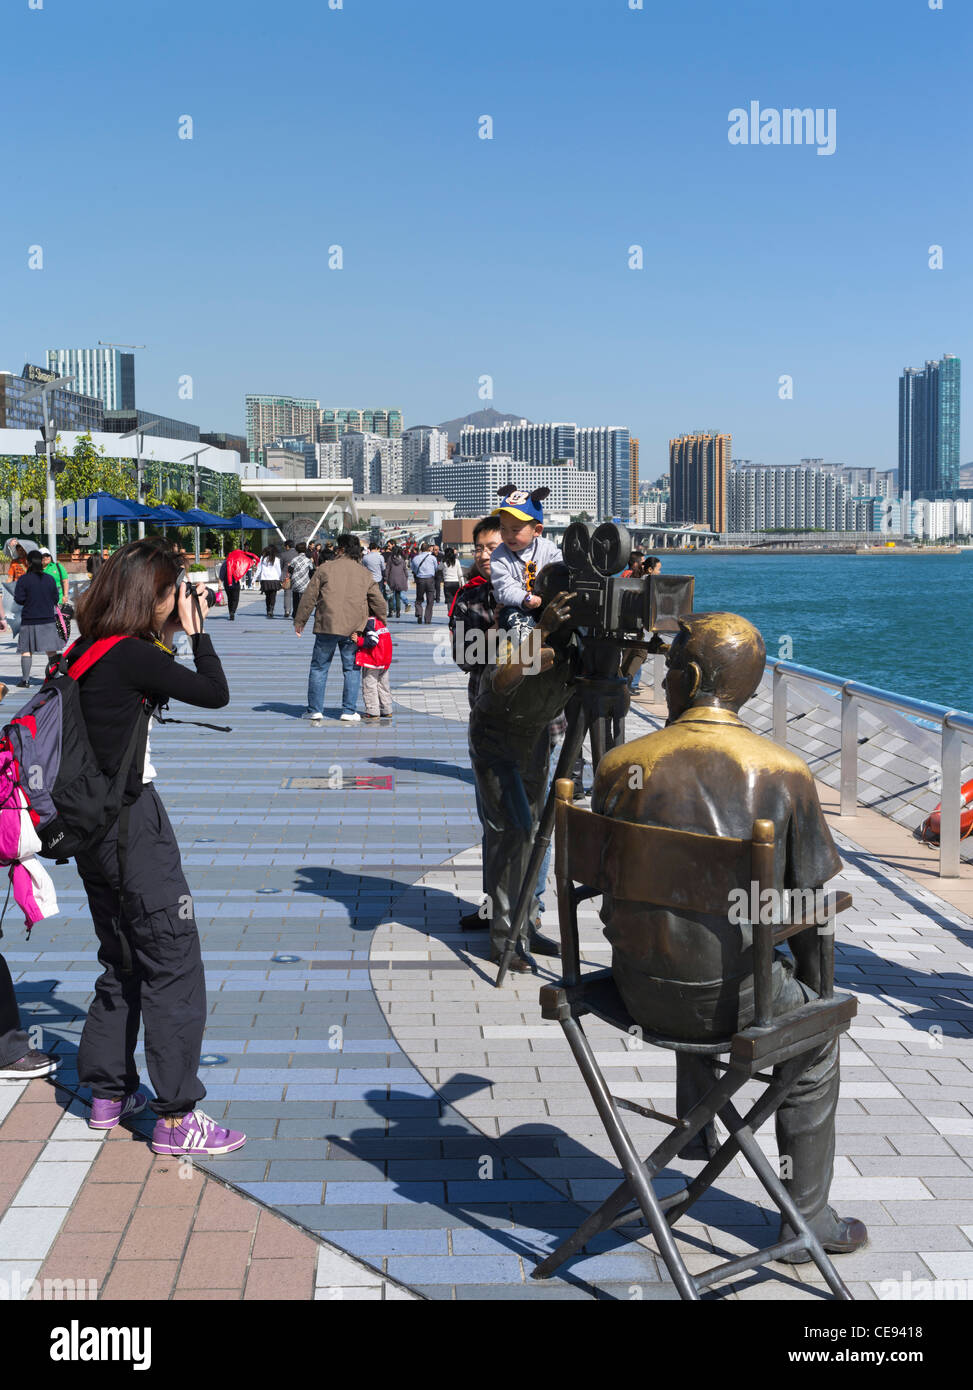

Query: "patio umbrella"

xmin=62 ymin=491 xmax=153 ymax=557
xmin=61 ymin=491 xmax=148 ymax=523
xmin=181 ymin=508 xmax=233 ymax=528
xmin=148 ymin=504 xmax=193 ymax=524
xmin=221 ymin=512 xmax=274 ymax=529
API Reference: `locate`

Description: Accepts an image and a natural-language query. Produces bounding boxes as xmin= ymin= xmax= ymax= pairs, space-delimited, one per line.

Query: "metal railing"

xmin=644 ymin=654 xmax=972 ymax=877
xmin=768 ymin=660 xmax=973 ymax=878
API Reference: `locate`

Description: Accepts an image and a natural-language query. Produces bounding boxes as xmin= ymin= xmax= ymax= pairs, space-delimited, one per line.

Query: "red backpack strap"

xmin=67 ymin=635 xmax=130 ymax=681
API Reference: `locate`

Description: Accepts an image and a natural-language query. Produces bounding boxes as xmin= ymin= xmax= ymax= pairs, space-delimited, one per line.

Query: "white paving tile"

xmin=0 ymin=1207 xmax=68 ymax=1260
xmin=12 ymin=1162 xmax=90 ymax=1209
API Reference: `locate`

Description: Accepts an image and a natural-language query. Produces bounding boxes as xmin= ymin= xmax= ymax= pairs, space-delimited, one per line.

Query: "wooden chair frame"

xmin=533 ymin=779 xmax=858 ymax=1300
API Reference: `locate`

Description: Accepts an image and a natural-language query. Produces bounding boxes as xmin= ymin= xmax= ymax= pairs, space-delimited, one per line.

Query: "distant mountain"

xmin=435 ymin=407 xmax=530 ymax=444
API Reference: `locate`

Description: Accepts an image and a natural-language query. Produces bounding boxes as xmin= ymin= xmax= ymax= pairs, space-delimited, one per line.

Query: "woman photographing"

xmin=71 ymin=538 xmax=246 ymax=1156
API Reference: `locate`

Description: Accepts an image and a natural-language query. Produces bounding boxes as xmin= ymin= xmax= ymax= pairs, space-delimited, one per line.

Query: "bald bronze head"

xmin=664 ymin=612 xmax=766 ymax=718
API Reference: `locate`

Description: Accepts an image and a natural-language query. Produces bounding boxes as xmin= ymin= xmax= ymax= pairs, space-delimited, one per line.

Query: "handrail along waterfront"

xmin=645 ymin=655 xmax=971 ymax=877
xmin=767 ymin=659 xmax=973 ymax=878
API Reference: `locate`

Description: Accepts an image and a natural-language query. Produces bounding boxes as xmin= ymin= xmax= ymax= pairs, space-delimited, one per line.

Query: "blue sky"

xmin=3 ymin=0 xmax=970 ymax=478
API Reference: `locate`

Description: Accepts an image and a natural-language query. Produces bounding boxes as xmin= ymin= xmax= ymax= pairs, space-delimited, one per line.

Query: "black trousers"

xmin=470 ymin=731 xmax=551 ymax=955
xmin=226 ymin=583 xmax=241 ymax=618
xmin=0 ymin=952 xmax=29 ymax=1067
xmin=261 ymin=581 xmax=279 ymax=616
xmin=415 ymin=576 xmax=435 ymax=623
xmin=76 ymin=785 xmax=207 ymax=1117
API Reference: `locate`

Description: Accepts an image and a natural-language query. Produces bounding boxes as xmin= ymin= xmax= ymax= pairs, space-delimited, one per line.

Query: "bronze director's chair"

xmin=534 ymin=779 xmax=857 ymax=1300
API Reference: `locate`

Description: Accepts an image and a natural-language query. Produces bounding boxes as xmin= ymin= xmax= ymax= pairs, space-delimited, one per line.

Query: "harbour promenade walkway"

xmin=1 ymin=591 xmax=972 ymax=1301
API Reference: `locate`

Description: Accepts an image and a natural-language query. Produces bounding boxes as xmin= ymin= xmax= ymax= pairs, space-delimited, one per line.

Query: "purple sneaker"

xmin=88 ymin=1089 xmax=149 ymax=1130
xmin=150 ymin=1110 xmax=247 ymax=1156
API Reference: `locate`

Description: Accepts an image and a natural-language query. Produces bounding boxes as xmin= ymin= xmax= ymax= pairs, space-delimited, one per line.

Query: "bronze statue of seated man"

xmin=591 ymin=612 xmax=867 ymax=1260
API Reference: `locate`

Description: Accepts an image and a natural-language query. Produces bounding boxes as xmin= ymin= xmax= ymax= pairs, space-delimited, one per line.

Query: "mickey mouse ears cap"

xmin=492 ymin=485 xmax=550 ymax=524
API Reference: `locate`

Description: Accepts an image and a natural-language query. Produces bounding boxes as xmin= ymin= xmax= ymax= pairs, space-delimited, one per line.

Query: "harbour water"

xmin=654 ymin=551 xmax=973 ymax=712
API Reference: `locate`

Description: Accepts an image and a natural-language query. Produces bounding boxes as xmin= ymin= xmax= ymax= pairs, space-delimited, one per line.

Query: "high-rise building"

xmin=46 ymin=347 xmax=136 ymax=411
xmin=669 ymin=432 xmax=730 ymax=531
xmin=0 ymin=369 xmax=104 ymax=433
xmin=317 ymin=408 xmax=403 ymax=442
xmin=899 ymin=354 xmax=961 ymax=499
xmin=425 ymin=455 xmax=597 ymax=520
xmin=246 ymin=393 xmax=320 ymax=459
xmin=454 ymin=419 xmax=630 ymax=520
xmin=459 ymin=421 xmax=577 ymax=467
xmin=629 ymin=437 xmax=640 ymax=517
xmin=725 ymin=463 xmax=895 ymax=533
xmin=341 ymin=433 xmax=403 ymax=495
xmin=401 ymin=425 xmax=448 ymax=492
xmin=576 ymin=427 xmax=632 ymax=520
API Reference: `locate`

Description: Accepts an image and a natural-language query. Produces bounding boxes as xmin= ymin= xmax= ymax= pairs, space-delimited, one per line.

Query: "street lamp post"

xmin=22 ymin=375 xmax=75 ymax=557
xmin=181 ymin=448 xmax=207 ymax=563
xmin=120 ymin=418 xmax=160 ymax=538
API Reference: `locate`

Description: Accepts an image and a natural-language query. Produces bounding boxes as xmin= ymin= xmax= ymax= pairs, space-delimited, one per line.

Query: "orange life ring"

xmin=920 ymin=779 xmax=973 ymax=843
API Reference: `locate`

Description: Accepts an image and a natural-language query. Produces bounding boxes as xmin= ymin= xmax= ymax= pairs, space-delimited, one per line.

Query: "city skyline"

xmin=3 ymin=0 xmax=969 ymax=477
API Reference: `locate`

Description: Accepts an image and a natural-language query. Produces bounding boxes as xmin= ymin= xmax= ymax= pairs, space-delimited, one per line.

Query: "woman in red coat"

xmin=218 ymin=550 xmax=258 ymax=621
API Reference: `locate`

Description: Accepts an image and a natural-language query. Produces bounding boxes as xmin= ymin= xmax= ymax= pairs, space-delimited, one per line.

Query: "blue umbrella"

xmin=182 ymin=507 xmax=233 ymax=528
xmin=148 ymin=504 xmax=193 ymax=524
xmin=61 ymin=491 xmax=148 ymax=523
xmin=222 ymin=512 xmax=274 ymax=529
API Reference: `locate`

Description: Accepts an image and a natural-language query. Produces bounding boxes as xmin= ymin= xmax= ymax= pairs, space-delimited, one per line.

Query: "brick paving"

xmin=0 ymin=589 xmax=971 ymax=1300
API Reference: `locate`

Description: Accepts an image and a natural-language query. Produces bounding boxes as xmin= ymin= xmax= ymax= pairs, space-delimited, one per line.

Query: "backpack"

xmin=0 ymin=637 xmax=149 ymax=862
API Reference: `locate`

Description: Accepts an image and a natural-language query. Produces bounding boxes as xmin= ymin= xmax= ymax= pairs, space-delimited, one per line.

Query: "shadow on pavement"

xmin=331 ymin=1075 xmax=817 ymax=1299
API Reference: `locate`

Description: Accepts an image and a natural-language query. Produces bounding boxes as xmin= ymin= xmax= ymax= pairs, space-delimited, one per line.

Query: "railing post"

xmin=940 ymin=719 xmax=963 ymax=878
xmin=773 ymin=665 xmax=787 ymax=745
xmin=840 ymin=687 xmax=858 ymax=816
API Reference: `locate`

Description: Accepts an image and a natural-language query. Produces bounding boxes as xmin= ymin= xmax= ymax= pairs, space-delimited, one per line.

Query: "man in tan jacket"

xmin=295 ymin=534 xmax=387 ymax=723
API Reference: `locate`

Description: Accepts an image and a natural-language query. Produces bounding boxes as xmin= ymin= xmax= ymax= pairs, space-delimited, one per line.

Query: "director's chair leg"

xmin=716 ymin=1099 xmax=853 ymax=1301
xmin=533 ymin=1016 xmax=699 ymax=1299
xmin=660 ymin=1066 xmax=802 ymax=1226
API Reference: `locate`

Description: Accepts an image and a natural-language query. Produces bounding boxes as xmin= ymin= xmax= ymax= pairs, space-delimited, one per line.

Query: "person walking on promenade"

xmin=72 ymin=538 xmax=245 ymax=1157
xmin=254 ymin=544 xmax=282 ymax=618
xmin=441 ymin=546 xmax=464 ymax=611
xmin=432 ymin=544 xmax=444 ymax=603
xmin=385 ymin=546 xmax=410 ymax=618
xmin=362 ymin=541 xmax=386 ymax=599
xmin=279 ymin=538 xmax=298 ymax=619
xmin=287 ymin=542 xmax=314 ymax=626
xmin=40 ymin=546 xmax=68 ymax=602
xmin=356 ymin=615 xmax=394 ymax=721
xmin=14 ymin=550 xmax=62 ymax=686
xmin=295 ymin=533 xmax=387 ymax=724
xmin=410 ymin=543 xmax=437 ymax=624
xmin=218 ymin=549 xmax=258 ymax=621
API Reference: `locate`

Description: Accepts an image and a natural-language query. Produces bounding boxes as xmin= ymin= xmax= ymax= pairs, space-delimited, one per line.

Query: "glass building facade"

xmin=103 ymin=409 xmax=201 ymax=442
xmin=899 ymin=354 xmax=961 ymax=499
xmin=0 ymin=371 xmax=105 ymax=433
xmin=45 ymin=347 xmax=136 ymax=411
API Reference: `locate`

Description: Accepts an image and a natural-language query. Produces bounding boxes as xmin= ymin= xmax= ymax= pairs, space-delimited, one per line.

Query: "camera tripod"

xmin=494 ymin=635 xmax=640 ymax=987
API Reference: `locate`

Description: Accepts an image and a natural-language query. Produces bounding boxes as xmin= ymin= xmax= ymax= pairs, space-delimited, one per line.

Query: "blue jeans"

xmin=308 ymin=634 xmax=361 ymax=716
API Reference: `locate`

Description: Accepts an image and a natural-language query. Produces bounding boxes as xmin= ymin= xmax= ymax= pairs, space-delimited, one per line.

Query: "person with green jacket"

xmin=39 ymin=547 xmax=68 ymax=602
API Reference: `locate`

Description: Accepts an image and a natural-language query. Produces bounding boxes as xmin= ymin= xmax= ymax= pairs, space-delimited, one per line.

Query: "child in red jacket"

xmin=355 ymin=616 xmax=393 ymax=720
